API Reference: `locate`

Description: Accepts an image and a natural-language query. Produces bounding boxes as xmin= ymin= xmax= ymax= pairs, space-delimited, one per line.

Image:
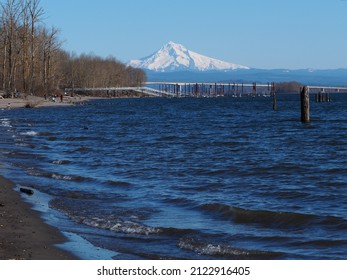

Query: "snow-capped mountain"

xmin=128 ymin=41 xmax=250 ymax=72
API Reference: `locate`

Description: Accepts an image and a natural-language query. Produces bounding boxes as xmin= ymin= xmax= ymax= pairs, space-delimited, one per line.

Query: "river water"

xmin=1 ymin=94 xmax=347 ymax=259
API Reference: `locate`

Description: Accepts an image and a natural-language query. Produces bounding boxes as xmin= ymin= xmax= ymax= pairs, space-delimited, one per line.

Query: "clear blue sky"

xmin=41 ymin=0 xmax=347 ymax=69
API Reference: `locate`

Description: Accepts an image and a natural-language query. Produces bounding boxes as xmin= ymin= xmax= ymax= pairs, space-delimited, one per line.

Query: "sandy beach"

xmin=0 ymin=175 xmax=77 ymax=260
xmin=0 ymin=95 xmax=91 ymax=110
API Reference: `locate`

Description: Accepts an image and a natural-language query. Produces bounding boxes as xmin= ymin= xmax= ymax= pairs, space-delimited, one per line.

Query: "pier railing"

xmin=65 ymin=83 xmax=347 ymax=98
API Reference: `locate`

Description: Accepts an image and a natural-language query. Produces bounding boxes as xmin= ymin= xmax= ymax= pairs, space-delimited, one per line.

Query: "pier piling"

xmin=301 ymin=86 xmax=310 ymax=123
xmin=272 ymin=82 xmax=277 ymax=111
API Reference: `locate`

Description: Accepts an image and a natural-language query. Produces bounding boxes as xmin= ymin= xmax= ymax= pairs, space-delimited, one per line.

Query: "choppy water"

xmin=1 ymin=94 xmax=347 ymax=260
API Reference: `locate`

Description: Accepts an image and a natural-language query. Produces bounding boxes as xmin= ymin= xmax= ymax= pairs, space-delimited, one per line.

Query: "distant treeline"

xmin=0 ymin=0 xmax=146 ymax=97
xmin=275 ymin=81 xmax=303 ymax=93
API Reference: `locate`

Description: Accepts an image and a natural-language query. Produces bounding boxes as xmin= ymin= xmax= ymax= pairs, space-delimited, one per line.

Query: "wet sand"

xmin=0 ymin=175 xmax=77 ymax=260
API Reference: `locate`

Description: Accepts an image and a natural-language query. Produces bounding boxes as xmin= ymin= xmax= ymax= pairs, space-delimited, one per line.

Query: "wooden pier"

xmin=65 ymin=83 xmax=347 ymax=98
xmin=144 ymin=82 xmax=347 ymax=98
xmin=146 ymin=82 xmax=276 ymax=98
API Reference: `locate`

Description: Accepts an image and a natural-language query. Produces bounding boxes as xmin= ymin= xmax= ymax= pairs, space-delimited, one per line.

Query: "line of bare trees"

xmin=0 ymin=0 xmax=146 ymax=98
xmin=61 ymin=53 xmax=146 ymax=91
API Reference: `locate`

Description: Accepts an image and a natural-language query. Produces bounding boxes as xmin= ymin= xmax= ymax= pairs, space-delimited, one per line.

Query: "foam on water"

xmin=178 ymin=236 xmax=283 ymax=259
xmin=20 ymin=130 xmax=39 ymax=136
xmin=0 ymin=118 xmax=12 ymax=127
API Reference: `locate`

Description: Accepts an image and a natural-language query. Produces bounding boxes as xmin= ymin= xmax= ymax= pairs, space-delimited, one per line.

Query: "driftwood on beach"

xmin=19 ymin=188 xmax=34 ymax=196
xmin=0 ymin=176 xmax=76 ymax=260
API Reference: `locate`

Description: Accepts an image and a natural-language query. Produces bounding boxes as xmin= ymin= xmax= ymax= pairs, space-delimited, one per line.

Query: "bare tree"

xmin=0 ymin=0 xmax=146 ymax=97
xmin=39 ymin=26 xmax=60 ymax=93
xmin=19 ymin=0 xmax=29 ymax=93
xmin=0 ymin=0 xmax=23 ymax=96
xmin=27 ymin=0 xmax=43 ymax=94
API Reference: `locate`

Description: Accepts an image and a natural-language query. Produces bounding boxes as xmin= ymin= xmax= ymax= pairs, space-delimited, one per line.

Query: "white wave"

xmin=0 ymin=118 xmax=12 ymax=128
xmin=20 ymin=131 xmax=38 ymax=136
xmin=110 ymin=222 xmax=160 ymax=235
xmin=15 ymin=143 xmax=31 ymax=147
xmin=52 ymin=173 xmax=73 ymax=181
xmin=178 ymin=237 xmax=257 ymax=257
xmin=79 ymin=217 xmax=160 ymax=236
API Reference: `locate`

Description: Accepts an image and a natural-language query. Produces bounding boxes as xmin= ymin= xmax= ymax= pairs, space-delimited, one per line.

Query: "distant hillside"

xmin=145 ymin=68 xmax=347 ymax=86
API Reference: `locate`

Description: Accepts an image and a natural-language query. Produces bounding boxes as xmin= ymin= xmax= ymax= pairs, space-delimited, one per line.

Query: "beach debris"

xmin=20 ymin=188 xmax=34 ymax=196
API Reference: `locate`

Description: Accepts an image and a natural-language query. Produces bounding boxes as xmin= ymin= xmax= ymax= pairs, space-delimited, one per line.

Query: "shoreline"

xmin=0 ymin=96 xmax=116 ymax=260
xmin=0 ymin=90 xmax=152 ymax=110
xmin=0 ymin=175 xmax=78 ymax=260
xmin=0 ymin=94 xmax=89 ymax=259
xmin=0 ymin=95 xmax=98 ymax=109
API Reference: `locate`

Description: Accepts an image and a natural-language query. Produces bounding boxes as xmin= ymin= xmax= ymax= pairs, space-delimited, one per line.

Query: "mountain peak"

xmin=128 ymin=42 xmax=250 ymax=72
xmin=166 ymin=41 xmax=183 ymax=48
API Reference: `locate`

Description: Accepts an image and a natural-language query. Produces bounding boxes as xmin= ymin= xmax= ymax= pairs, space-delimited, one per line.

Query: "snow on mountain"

xmin=128 ymin=41 xmax=250 ymax=72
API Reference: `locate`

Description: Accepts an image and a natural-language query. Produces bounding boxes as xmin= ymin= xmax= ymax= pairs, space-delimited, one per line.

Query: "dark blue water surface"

xmin=1 ymin=94 xmax=347 ymax=260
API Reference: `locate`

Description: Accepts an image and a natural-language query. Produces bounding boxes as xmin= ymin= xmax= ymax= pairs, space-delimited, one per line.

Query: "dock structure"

xmin=64 ymin=86 xmax=176 ymax=97
xmin=65 ymin=83 xmax=347 ymax=98
xmin=147 ymin=82 xmax=275 ymax=98
xmin=145 ymin=82 xmax=347 ymax=98
xmin=306 ymin=85 xmax=347 ymax=94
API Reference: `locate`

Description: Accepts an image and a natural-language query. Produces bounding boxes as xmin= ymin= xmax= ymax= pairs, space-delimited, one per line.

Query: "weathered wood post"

xmin=272 ymin=82 xmax=277 ymax=111
xmin=301 ymin=86 xmax=310 ymax=123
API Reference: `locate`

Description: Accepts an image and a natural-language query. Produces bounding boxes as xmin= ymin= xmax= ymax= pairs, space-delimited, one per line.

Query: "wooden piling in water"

xmin=316 ymin=91 xmax=332 ymax=103
xmin=272 ymin=82 xmax=277 ymax=111
xmin=301 ymin=86 xmax=310 ymax=123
